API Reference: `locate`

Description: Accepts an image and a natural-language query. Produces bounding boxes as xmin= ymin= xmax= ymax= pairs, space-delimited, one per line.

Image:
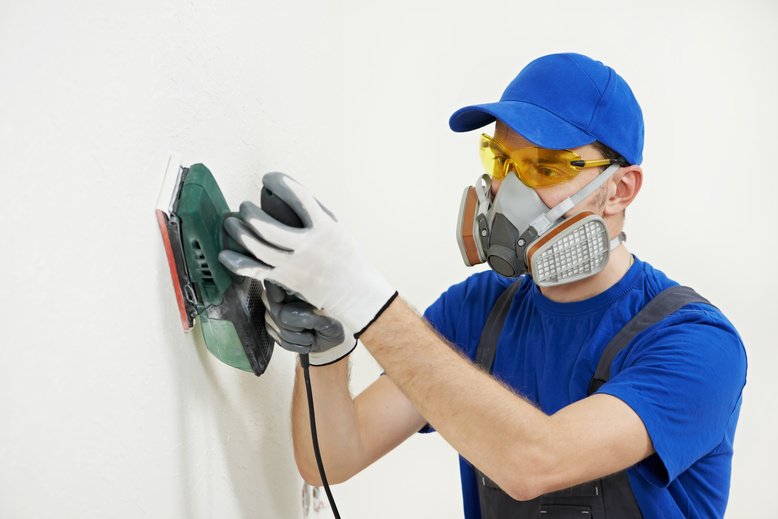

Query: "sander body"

xmin=155 ymin=155 xmax=300 ymax=376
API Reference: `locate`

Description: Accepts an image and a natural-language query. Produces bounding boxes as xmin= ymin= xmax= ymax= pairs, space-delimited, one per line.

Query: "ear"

xmin=603 ymin=165 xmax=642 ymax=217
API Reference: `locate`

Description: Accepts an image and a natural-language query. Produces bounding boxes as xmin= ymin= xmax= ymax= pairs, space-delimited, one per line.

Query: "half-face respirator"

xmin=456 ymin=163 xmax=625 ymax=286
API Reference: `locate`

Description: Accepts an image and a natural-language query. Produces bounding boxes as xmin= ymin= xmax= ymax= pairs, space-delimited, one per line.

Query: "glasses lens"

xmin=479 ymin=135 xmax=508 ymax=179
xmin=510 ymin=147 xmax=581 ymax=188
xmin=479 ymin=135 xmax=584 ymax=188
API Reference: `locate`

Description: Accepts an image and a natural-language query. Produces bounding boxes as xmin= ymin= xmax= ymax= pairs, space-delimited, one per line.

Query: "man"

xmin=219 ymin=53 xmax=747 ymax=518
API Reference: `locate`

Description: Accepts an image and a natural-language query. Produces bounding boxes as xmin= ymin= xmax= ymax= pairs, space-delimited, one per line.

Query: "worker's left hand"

xmin=262 ymin=281 xmax=358 ymax=366
xmin=218 ymin=172 xmax=397 ymax=337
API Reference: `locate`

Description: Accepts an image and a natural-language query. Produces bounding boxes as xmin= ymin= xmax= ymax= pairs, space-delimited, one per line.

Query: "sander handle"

xmin=260 ymin=186 xmax=304 ymax=228
xmin=260 ymin=185 xmax=304 ymax=303
xmin=220 ymin=187 xmax=303 ymax=255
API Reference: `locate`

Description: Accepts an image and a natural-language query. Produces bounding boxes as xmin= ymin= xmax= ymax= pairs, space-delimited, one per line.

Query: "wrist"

xmin=353 ymin=291 xmax=400 ymax=339
xmin=358 ymin=295 xmax=411 ymax=356
xmin=308 ymin=339 xmax=358 ymax=367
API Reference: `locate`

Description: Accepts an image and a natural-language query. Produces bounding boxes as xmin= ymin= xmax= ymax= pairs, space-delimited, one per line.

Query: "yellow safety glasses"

xmin=479 ymin=134 xmax=624 ymax=188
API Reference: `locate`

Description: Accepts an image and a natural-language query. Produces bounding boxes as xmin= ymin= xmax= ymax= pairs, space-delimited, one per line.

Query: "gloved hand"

xmin=218 ymin=172 xmax=398 ymax=337
xmin=262 ymin=281 xmax=357 ymax=366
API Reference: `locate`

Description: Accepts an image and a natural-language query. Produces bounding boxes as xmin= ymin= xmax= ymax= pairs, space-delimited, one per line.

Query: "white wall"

xmin=0 ymin=0 xmax=775 ymax=517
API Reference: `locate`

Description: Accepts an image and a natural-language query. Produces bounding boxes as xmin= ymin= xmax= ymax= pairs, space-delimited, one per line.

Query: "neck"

xmin=538 ymin=245 xmax=633 ymax=303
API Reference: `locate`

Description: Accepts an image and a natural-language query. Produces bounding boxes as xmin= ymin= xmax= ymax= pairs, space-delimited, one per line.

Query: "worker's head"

xmin=453 ymin=53 xmax=644 ymax=285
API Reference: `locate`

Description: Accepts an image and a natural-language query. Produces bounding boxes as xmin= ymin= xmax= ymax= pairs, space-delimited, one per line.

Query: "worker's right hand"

xmin=218 ymin=172 xmax=397 ymax=339
xmin=263 ymin=281 xmax=357 ymax=366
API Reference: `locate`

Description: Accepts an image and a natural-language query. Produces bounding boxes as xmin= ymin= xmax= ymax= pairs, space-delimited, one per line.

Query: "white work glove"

xmin=262 ymin=281 xmax=357 ymax=366
xmin=218 ymin=172 xmax=398 ymax=338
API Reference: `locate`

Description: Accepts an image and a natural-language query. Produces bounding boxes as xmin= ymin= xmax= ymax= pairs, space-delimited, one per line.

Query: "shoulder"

xmin=609 ymin=263 xmax=747 ymax=409
xmin=631 ymin=298 xmax=746 ymax=370
xmin=603 ymin=258 xmax=747 ymax=397
xmin=629 ymin=259 xmax=743 ymax=351
xmin=622 ymin=260 xmax=744 ymax=358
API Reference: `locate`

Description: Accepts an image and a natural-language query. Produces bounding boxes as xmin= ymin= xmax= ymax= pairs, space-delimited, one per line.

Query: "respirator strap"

xmin=476 ymin=174 xmax=491 ymax=217
xmin=610 ymin=232 xmax=626 ymax=250
xmin=529 ymin=162 xmax=622 ymax=234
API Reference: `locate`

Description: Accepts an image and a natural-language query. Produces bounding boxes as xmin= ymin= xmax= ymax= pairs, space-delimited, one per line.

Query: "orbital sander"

xmin=156 ymin=156 xmax=343 ymax=516
xmin=155 ymin=154 xmax=301 ymax=376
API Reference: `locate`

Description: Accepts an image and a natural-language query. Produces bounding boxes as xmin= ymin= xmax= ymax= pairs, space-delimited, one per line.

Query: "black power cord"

xmin=300 ymin=353 xmax=341 ymax=519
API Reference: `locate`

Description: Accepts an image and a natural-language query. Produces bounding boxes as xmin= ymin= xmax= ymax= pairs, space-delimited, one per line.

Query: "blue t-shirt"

xmin=422 ymin=257 xmax=747 ymax=519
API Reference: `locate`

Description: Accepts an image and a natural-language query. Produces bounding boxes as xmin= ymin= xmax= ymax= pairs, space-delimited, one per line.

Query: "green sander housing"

xmin=156 ymin=155 xmax=300 ymax=376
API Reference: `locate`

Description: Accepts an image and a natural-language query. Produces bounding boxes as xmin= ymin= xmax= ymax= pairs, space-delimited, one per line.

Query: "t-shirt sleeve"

xmin=595 ymin=306 xmax=747 ymax=486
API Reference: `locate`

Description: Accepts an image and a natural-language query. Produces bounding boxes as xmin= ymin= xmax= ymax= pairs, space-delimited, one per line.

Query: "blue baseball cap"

xmin=449 ymin=53 xmax=644 ymax=165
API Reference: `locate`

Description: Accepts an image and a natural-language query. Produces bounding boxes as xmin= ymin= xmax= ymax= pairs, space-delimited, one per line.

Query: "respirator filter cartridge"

xmin=527 ymin=212 xmax=613 ymax=287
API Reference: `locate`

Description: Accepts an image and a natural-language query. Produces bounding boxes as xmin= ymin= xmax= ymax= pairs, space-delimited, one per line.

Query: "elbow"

xmin=495 ymin=468 xmax=544 ymax=502
xmin=296 ymin=459 xmax=353 ymax=487
xmin=298 ymin=463 xmax=324 ymax=487
xmin=293 ymin=440 xmax=322 ymax=485
xmin=294 ymin=444 xmax=353 ymax=486
xmin=294 ymin=447 xmax=327 ymax=486
xmin=502 ymin=479 xmax=545 ymax=502
xmin=497 ymin=443 xmax=560 ymax=501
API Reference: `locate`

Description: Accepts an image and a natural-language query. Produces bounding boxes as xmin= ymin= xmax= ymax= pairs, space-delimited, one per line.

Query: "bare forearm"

xmin=361 ymin=297 xmax=554 ymax=499
xmin=291 ymin=352 xmax=430 ymax=486
xmin=292 ymin=357 xmax=363 ymax=485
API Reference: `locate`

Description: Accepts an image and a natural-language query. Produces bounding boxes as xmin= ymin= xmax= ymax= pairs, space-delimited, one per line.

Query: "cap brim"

xmin=449 ymin=101 xmax=596 ymax=150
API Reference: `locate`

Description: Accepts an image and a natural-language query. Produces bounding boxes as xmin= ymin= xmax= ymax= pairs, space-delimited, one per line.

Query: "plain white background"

xmin=0 ymin=0 xmax=775 ymax=517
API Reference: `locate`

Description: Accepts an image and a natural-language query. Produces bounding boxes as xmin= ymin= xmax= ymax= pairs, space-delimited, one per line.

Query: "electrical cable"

xmin=300 ymin=353 xmax=341 ymax=519
xmin=257 ymin=191 xmax=341 ymax=516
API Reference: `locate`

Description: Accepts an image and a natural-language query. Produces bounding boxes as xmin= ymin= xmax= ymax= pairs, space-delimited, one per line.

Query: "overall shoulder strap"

xmin=474 ymin=277 xmax=524 ymax=373
xmin=587 ymin=285 xmax=712 ymax=395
